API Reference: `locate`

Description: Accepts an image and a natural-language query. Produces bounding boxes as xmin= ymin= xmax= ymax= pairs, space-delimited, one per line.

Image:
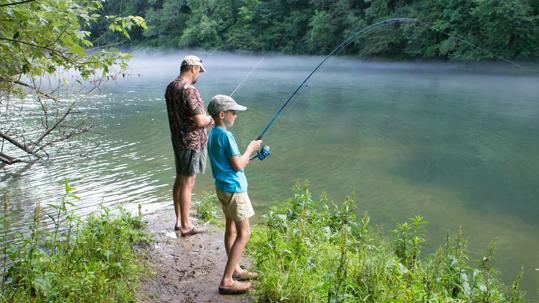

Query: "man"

xmin=165 ymin=55 xmax=214 ymax=236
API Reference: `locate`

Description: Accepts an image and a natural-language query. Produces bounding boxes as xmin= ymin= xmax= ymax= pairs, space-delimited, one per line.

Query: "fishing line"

xmin=231 ymin=57 xmax=265 ymax=97
xmin=413 ymin=19 xmax=522 ymax=68
xmin=254 ymin=17 xmax=521 ymax=142
xmin=254 ymin=18 xmax=418 ymax=141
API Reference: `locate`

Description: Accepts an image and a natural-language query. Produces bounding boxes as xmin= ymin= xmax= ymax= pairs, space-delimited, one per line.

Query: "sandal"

xmin=218 ymin=281 xmax=251 ymax=295
xmin=180 ymin=226 xmax=206 ymax=237
xmin=233 ymin=270 xmax=258 ymax=281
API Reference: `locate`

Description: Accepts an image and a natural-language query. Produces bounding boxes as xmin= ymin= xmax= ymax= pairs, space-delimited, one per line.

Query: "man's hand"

xmin=191 ymin=114 xmax=213 ymax=128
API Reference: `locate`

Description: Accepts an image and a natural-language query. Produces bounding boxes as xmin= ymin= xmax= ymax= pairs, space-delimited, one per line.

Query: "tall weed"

xmin=0 ymin=181 xmax=152 ymax=302
xmin=249 ymin=185 xmax=527 ymax=303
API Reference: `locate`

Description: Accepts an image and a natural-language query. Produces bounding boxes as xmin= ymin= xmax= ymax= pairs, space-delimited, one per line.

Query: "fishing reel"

xmin=252 ymin=144 xmax=270 ymax=161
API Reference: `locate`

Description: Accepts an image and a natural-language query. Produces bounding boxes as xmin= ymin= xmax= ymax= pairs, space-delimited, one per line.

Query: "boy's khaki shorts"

xmin=216 ymin=190 xmax=255 ymax=222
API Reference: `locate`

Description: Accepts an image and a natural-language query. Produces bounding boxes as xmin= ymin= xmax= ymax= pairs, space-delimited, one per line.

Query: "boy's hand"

xmin=232 ymin=140 xmax=263 ymax=171
xmin=248 ymin=140 xmax=262 ymax=152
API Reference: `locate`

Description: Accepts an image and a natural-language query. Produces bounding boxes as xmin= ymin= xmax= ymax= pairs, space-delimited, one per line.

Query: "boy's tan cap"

xmin=181 ymin=55 xmax=206 ymax=72
xmin=208 ymin=95 xmax=247 ymax=116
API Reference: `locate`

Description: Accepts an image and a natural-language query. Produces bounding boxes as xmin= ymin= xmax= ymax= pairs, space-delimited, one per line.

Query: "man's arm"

xmin=230 ymin=140 xmax=262 ymax=171
xmin=191 ymin=114 xmax=214 ymax=128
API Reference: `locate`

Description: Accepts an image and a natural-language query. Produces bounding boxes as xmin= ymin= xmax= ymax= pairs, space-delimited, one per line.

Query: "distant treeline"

xmin=89 ymin=0 xmax=539 ymax=60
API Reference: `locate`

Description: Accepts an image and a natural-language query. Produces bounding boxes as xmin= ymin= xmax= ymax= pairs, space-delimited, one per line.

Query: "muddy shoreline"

xmin=137 ymin=206 xmax=254 ymax=303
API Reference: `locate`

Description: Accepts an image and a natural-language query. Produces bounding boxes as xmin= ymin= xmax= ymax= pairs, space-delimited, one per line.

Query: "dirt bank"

xmin=137 ymin=206 xmax=254 ymax=303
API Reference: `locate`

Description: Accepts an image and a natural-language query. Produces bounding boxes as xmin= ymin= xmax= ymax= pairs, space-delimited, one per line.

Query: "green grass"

xmin=195 ymin=192 xmax=221 ymax=225
xmin=249 ymin=184 xmax=527 ymax=303
xmin=0 ymin=180 xmax=153 ymax=303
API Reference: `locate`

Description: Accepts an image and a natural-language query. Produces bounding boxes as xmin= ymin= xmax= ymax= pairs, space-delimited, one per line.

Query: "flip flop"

xmin=218 ymin=281 xmax=251 ymax=295
xmin=180 ymin=226 xmax=205 ymax=237
xmin=233 ymin=270 xmax=258 ymax=281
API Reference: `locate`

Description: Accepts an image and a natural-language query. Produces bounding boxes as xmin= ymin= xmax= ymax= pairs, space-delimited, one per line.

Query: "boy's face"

xmin=223 ymin=110 xmax=237 ymax=128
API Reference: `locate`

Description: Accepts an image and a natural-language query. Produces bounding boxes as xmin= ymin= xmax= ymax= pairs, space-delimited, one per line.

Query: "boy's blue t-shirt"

xmin=207 ymin=126 xmax=248 ymax=193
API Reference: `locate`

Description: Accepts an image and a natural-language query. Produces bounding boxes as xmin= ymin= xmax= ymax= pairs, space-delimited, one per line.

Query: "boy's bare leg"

xmin=173 ymin=174 xmax=196 ymax=232
xmin=220 ymin=219 xmax=250 ymax=287
xmin=224 ymin=218 xmax=244 ymax=273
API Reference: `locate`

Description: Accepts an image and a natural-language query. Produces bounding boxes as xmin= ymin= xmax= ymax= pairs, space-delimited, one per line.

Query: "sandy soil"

xmin=137 ymin=206 xmax=254 ymax=303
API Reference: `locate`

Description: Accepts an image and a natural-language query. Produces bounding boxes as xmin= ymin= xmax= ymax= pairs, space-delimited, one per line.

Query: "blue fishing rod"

xmin=251 ymin=18 xmax=419 ymax=161
xmin=248 ymin=17 xmax=520 ymax=161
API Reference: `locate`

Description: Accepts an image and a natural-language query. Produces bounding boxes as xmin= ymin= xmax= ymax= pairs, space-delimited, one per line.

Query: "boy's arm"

xmin=230 ymin=140 xmax=262 ymax=171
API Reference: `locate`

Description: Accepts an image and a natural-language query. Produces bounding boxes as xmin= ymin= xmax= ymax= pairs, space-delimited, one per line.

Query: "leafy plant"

xmin=0 ymin=180 xmax=151 ymax=302
xmin=248 ymin=185 xmax=528 ymax=303
xmin=195 ymin=192 xmax=220 ymax=224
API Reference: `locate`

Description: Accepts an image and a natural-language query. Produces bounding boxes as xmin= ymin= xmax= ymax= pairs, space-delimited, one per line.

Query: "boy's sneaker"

xmin=233 ymin=270 xmax=258 ymax=281
xmin=218 ymin=281 xmax=251 ymax=295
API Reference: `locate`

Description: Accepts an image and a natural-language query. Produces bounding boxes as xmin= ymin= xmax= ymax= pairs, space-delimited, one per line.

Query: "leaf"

xmin=64 ymin=178 xmax=74 ymax=193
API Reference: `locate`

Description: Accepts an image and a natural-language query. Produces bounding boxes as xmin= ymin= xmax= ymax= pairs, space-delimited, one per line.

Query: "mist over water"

xmin=1 ymin=51 xmax=538 ymax=298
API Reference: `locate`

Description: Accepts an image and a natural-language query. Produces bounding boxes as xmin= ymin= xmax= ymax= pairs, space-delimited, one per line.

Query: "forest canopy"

xmin=90 ymin=0 xmax=539 ymax=60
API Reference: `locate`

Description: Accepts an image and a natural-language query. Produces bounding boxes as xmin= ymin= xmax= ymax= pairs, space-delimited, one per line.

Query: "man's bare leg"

xmin=224 ymin=218 xmax=244 ymax=273
xmin=220 ymin=219 xmax=250 ymax=288
xmin=173 ymin=174 xmax=196 ymax=232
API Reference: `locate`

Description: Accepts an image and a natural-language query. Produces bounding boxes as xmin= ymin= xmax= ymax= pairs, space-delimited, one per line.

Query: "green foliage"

xmin=306 ymin=10 xmax=338 ymax=53
xmin=392 ymin=215 xmax=428 ymax=269
xmin=0 ymin=181 xmax=152 ymax=302
xmin=0 ymin=0 xmax=146 ymax=94
xmin=249 ymin=185 xmax=528 ymax=302
xmin=89 ymin=0 xmax=538 ymax=60
xmin=195 ymin=192 xmax=220 ymax=224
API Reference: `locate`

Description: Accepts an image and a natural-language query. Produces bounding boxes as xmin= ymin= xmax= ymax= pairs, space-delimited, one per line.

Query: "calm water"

xmin=1 ymin=52 xmax=538 ymax=298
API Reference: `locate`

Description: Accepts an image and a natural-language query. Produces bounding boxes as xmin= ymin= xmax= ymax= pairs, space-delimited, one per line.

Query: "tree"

xmin=472 ymin=0 xmax=539 ymax=59
xmin=142 ymin=0 xmax=189 ymax=47
xmin=306 ymin=10 xmax=338 ymax=54
xmin=0 ymin=0 xmax=145 ymax=166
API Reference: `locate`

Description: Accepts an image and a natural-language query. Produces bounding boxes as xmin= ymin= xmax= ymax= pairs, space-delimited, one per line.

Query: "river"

xmin=1 ymin=51 xmax=538 ymax=299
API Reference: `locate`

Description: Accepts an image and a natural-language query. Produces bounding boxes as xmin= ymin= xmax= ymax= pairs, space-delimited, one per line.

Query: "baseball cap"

xmin=181 ymin=55 xmax=206 ymax=72
xmin=207 ymin=95 xmax=247 ymax=116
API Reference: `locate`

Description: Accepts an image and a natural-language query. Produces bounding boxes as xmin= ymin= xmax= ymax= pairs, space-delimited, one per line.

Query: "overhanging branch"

xmin=0 ymin=151 xmax=20 ymax=165
xmin=0 ymin=130 xmax=36 ymax=156
xmin=12 ymin=79 xmax=58 ymax=101
xmin=36 ymin=102 xmax=75 ymax=144
xmin=0 ymin=37 xmax=68 ymax=60
xmin=0 ymin=0 xmax=34 ymax=7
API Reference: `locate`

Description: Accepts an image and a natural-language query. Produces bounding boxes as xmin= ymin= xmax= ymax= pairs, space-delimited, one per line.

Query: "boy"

xmin=207 ymin=94 xmax=262 ymax=295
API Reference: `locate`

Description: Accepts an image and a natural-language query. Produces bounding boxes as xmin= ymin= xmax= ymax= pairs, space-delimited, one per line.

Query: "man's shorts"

xmin=216 ymin=190 xmax=255 ymax=222
xmin=174 ymin=148 xmax=207 ymax=176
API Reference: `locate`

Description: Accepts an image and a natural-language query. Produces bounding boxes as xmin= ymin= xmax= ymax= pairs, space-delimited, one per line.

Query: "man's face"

xmin=191 ymin=66 xmax=201 ymax=84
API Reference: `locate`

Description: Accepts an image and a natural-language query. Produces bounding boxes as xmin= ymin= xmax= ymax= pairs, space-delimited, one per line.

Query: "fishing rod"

xmin=254 ymin=18 xmax=419 ymax=142
xmin=246 ymin=17 xmax=521 ymax=161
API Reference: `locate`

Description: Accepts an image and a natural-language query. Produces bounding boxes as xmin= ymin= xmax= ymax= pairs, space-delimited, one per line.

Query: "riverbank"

xmin=136 ymin=186 xmax=531 ymax=302
xmin=0 ymin=196 xmax=151 ymax=302
xmin=136 ymin=204 xmax=253 ymax=303
xmin=0 ymin=185 xmax=531 ymax=302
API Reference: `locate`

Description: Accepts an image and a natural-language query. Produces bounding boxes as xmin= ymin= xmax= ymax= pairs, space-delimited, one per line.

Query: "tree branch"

xmin=0 ymin=151 xmax=20 ymax=165
xmin=45 ymin=26 xmax=68 ymax=49
xmin=33 ymin=124 xmax=92 ymax=155
xmin=0 ymin=37 xmax=68 ymax=60
xmin=0 ymin=130 xmax=37 ymax=156
xmin=0 ymin=0 xmax=34 ymax=8
xmin=11 ymin=79 xmax=58 ymax=101
xmin=36 ymin=103 xmax=75 ymax=145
